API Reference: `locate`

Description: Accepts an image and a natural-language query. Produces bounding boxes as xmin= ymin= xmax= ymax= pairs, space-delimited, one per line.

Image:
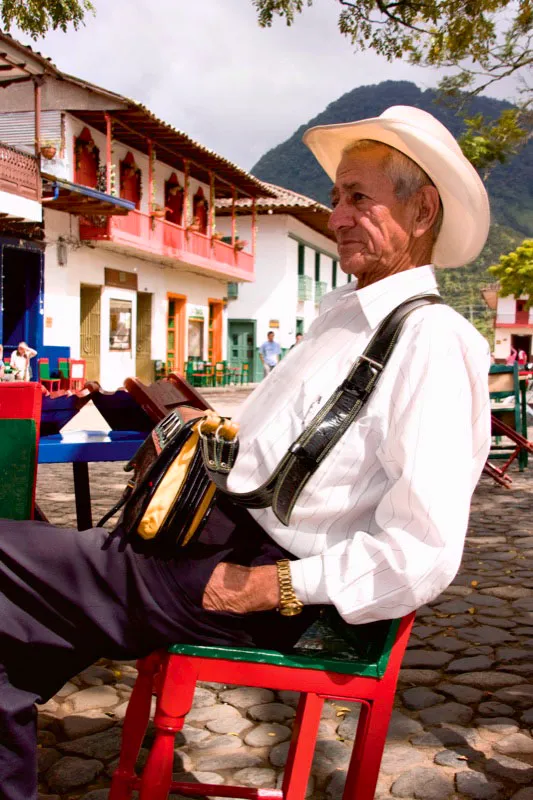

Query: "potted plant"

xmin=151 ymin=204 xmax=167 ymax=219
xmin=234 ymin=239 xmax=248 ymax=251
xmin=40 ymin=140 xmax=58 ymax=160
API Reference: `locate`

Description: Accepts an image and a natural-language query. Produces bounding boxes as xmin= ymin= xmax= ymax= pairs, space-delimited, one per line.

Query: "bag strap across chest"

xmin=205 ymin=293 xmax=444 ymax=525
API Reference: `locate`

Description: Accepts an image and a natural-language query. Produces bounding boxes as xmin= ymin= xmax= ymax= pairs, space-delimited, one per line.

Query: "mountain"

xmin=251 ymin=80 xmax=533 ymax=236
xmin=251 ymin=81 xmax=530 ymax=340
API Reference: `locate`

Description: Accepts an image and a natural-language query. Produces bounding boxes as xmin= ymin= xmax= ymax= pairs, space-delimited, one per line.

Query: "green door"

xmin=228 ymin=320 xmax=255 ymax=379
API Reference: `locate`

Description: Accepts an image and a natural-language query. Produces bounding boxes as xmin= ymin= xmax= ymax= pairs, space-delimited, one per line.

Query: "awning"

xmin=42 ymin=178 xmax=136 ymax=216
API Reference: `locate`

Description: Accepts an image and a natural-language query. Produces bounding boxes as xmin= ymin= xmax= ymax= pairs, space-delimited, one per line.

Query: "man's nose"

xmin=329 ymin=203 xmax=353 ymax=233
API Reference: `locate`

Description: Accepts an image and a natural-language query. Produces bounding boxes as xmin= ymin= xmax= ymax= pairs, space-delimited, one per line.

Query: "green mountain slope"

xmin=251 ymin=81 xmax=530 ymax=340
xmin=252 ymin=80 xmax=533 ymax=236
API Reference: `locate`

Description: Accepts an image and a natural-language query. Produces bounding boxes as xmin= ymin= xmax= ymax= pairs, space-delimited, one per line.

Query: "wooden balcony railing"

xmin=0 ymin=142 xmax=41 ymax=203
xmin=79 ymin=209 xmax=254 ymax=281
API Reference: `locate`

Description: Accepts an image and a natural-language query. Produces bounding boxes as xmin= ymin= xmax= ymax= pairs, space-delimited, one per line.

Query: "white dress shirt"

xmin=228 ymin=265 xmax=491 ymax=624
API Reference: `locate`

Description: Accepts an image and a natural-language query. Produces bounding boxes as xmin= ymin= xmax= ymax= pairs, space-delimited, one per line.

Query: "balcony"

xmin=315 ymin=281 xmax=328 ymax=304
xmin=79 ymin=209 xmax=254 ymax=281
xmin=298 ymin=275 xmax=313 ymax=301
xmin=0 ymin=142 xmax=42 ymax=222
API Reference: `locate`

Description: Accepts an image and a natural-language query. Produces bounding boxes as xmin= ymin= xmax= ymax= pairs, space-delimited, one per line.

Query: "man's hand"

xmin=202 ymin=563 xmax=280 ymax=614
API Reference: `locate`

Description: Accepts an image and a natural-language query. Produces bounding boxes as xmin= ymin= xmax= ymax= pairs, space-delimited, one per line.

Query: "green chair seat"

xmin=169 ymin=613 xmax=399 ymax=678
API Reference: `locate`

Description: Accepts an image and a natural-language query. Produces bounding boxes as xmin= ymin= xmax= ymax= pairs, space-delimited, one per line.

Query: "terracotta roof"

xmin=216 ymin=182 xmax=336 ymax=242
xmin=0 ymin=32 xmax=274 ymax=199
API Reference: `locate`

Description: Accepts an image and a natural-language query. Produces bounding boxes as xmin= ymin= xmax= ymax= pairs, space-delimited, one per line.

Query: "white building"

xmin=482 ymin=285 xmax=533 ymax=362
xmin=0 ymin=33 xmax=269 ymax=388
xmin=216 ymin=184 xmax=342 ymax=380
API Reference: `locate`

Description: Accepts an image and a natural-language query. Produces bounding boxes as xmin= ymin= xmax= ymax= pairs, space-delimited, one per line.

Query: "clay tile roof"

xmin=216 ymin=182 xmax=336 ymax=242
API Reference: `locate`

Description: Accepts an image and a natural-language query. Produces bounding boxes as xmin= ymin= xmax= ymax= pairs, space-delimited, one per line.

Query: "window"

xmin=188 ymin=318 xmax=204 ymax=358
xmin=109 ymin=299 xmax=132 ymax=351
xmin=315 ymin=252 xmax=321 ymax=282
xmin=332 ymin=259 xmax=337 ymax=288
xmin=297 ymin=243 xmax=305 ymax=276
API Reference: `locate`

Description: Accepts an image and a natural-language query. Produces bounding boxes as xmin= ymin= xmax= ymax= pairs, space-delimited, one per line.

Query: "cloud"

xmin=14 ymin=0 xmax=521 ymax=171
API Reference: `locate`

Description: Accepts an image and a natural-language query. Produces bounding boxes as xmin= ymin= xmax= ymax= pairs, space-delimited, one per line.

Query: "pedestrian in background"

xmin=259 ymin=330 xmax=281 ymax=378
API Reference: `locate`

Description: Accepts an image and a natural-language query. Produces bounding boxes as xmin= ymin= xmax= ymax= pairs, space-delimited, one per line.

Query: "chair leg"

xmin=109 ymin=651 xmax=162 ymax=800
xmin=139 ymin=655 xmax=198 ymax=800
xmin=282 ymin=692 xmax=323 ymax=800
xmin=341 ymin=695 xmax=394 ymax=800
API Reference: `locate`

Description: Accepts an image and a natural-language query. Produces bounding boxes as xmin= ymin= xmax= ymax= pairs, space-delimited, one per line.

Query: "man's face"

xmin=329 ymin=145 xmax=419 ymax=283
xmin=268 ymin=333 xmax=274 ymax=342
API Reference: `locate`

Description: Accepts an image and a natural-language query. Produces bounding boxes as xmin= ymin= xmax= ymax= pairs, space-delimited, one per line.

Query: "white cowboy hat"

xmin=302 ymin=105 xmax=490 ymax=268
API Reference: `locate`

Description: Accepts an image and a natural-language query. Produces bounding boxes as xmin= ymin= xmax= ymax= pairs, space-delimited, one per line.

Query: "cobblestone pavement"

xmin=33 ymin=397 xmax=533 ymax=800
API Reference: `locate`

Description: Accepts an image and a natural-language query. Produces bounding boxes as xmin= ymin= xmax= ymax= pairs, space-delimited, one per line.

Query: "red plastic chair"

xmin=37 ymin=358 xmax=61 ymax=392
xmin=0 ymin=382 xmax=42 ymax=519
xmin=110 ymin=612 xmax=415 ymax=800
xmin=59 ymin=358 xmax=86 ymax=391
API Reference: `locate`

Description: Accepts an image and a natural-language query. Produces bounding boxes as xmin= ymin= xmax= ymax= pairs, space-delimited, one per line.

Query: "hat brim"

xmin=303 ymin=116 xmax=490 ymax=268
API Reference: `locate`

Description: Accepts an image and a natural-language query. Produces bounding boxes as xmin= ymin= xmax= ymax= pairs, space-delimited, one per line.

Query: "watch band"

xmin=276 ymin=559 xmax=304 ymax=616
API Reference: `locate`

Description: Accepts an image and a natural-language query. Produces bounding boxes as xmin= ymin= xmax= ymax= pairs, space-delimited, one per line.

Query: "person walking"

xmin=259 ymin=330 xmax=281 ymax=378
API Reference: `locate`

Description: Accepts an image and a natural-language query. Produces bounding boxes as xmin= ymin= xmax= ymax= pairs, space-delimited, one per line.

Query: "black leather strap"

xmin=206 ymin=293 xmax=444 ymax=525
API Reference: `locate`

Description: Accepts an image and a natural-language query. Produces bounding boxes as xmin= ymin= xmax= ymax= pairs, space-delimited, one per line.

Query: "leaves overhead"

xmin=489 ymin=239 xmax=533 ymax=306
xmin=1 ymin=0 xmax=94 ymax=38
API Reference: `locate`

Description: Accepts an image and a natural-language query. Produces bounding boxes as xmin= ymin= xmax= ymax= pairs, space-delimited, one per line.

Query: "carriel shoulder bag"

xmin=98 ymin=293 xmax=443 ymax=548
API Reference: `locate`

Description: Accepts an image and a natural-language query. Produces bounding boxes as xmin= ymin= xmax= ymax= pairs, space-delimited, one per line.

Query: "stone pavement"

xmin=32 ymin=397 xmax=533 ymax=800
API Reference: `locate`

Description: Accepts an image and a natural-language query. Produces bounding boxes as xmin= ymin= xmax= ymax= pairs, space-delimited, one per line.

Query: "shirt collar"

xmin=354 ymin=265 xmax=439 ymax=330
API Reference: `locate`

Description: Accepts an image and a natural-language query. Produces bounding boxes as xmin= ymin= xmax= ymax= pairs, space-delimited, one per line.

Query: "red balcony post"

xmin=105 ymin=113 xmax=113 ymax=195
xmin=209 ymin=170 xmax=215 ymax=239
xmin=231 ymin=187 xmax=236 ymax=247
xmin=252 ymin=197 xmax=257 ymax=260
xmin=183 ymin=159 xmax=189 ymax=232
xmin=148 ymin=139 xmax=154 ymax=215
xmin=33 ymin=79 xmax=42 ymax=162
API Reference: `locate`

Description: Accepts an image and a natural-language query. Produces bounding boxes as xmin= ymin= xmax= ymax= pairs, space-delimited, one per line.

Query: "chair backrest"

xmin=489 ymin=363 xmax=520 ymax=399
xmin=38 ymin=358 xmax=51 ymax=380
xmin=0 ymin=383 xmax=42 ymax=520
xmin=58 ymin=358 xmax=69 ymax=379
xmin=69 ymin=359 xmax=86 ymax=380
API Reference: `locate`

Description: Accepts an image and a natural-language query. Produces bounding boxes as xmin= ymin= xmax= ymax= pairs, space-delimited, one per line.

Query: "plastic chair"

xmin=240 ymin=362 xmax=250 ymax=385
xmin=0 ymin=382 xmax=42 ymax=520
xmin=58 ymin=357 xmax=70 ymax=389
xmin=38 ymin=358 xmax=61 ymax=392
xmin=110 ymin=611 xmax=415 ymax=800
xmin=213 ymin=360 xmax=228 ymax=387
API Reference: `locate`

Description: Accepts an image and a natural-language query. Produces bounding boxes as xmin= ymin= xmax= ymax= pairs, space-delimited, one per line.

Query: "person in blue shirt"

xmin=259 ymin=330 xmax=281 ymax=377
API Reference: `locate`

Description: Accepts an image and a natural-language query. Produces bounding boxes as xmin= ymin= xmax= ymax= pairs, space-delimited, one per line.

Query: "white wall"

xmin=44 ymin=209 xmax=228 ymax=388
xmin=496 ymin=295 xmax=517 ymax=325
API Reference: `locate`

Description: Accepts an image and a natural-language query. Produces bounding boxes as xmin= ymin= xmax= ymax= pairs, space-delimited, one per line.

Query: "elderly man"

xmin=0 ymin=107 xmax=491 ymax=800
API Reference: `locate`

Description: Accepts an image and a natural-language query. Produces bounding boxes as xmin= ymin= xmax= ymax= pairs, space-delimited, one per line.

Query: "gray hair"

xmin=343 ymin=139 xmax=443 ymax=238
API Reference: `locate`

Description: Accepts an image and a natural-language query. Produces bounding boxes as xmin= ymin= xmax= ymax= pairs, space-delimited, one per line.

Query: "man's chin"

xmin=340 ymin=253 xmax=376 ymax=278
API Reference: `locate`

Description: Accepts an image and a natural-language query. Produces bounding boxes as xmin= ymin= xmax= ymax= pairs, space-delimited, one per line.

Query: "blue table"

xmin=38 ymin=430 xmax=145 ymax=530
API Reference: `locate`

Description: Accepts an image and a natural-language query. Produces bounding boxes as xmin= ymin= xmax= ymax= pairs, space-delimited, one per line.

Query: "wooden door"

xmin=228 ymin=320 xmax=255 ymax=375
xmin=136 ymin=292 xmax=152 ymax=382
xmin=167 ymin=293 xmax=186 ymax=373
xmin=208 ymin=299 xmax=223 ymax=363
xmin=80 ymin=285 xmax=101 ymax=381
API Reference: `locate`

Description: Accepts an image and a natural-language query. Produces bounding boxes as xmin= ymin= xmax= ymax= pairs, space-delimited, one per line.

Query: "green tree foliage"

xmin=489 ymin=239 xmax=533 ymax=306
xmin=252 ymin=0 xmax=533 ymax=169
xmin=1 ymin=0 xmax=94 ymax=38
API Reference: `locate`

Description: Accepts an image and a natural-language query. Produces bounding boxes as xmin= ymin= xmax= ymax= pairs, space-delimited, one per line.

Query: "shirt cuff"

xmin=289 ymin=555 xmax=330 ymax=606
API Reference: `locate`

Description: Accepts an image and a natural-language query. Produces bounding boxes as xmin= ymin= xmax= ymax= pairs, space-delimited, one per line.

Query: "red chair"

xmin=37 ymin=358 xmax=61 ymax=392
xmin=59 ymin=358 xmax=86 ymax=391
xmin=110 ymin=612 xmax=415 ymax=800
xmin=0 ymin=382 xmax=42 ymax=520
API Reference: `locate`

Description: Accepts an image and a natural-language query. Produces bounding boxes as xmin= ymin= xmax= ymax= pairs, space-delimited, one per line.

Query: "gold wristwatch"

xmin=276 ymin=559 xmax=304 ymax=616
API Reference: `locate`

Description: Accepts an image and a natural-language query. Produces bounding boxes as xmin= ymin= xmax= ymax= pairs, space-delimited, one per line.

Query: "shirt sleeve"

xmin=289 ymin=319 xmax=491 ymax=624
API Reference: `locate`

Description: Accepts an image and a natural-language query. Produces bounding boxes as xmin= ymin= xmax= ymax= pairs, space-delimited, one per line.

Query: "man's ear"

xmin=413 ymin=185 xmax=440 ymax=239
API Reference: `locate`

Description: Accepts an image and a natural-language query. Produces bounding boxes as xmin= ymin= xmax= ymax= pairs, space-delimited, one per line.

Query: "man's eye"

xmin=352 ymin=192 xmax=366 ymax=203
xmin=331 ymin=194 xmax=339 ymax=208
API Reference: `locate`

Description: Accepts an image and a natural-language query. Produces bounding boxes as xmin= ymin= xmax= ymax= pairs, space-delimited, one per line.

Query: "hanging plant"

xmin=74 ymin=137 xmax=100 ymax=170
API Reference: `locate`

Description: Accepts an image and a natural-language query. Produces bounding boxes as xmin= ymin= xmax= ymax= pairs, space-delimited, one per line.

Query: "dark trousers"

xmin=0 ymin=500 xmax=318 ymax=800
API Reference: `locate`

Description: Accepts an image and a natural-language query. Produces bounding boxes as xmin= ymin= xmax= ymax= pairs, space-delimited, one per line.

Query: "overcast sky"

xmin=14 ymin=0 xmax=517 ymax=171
